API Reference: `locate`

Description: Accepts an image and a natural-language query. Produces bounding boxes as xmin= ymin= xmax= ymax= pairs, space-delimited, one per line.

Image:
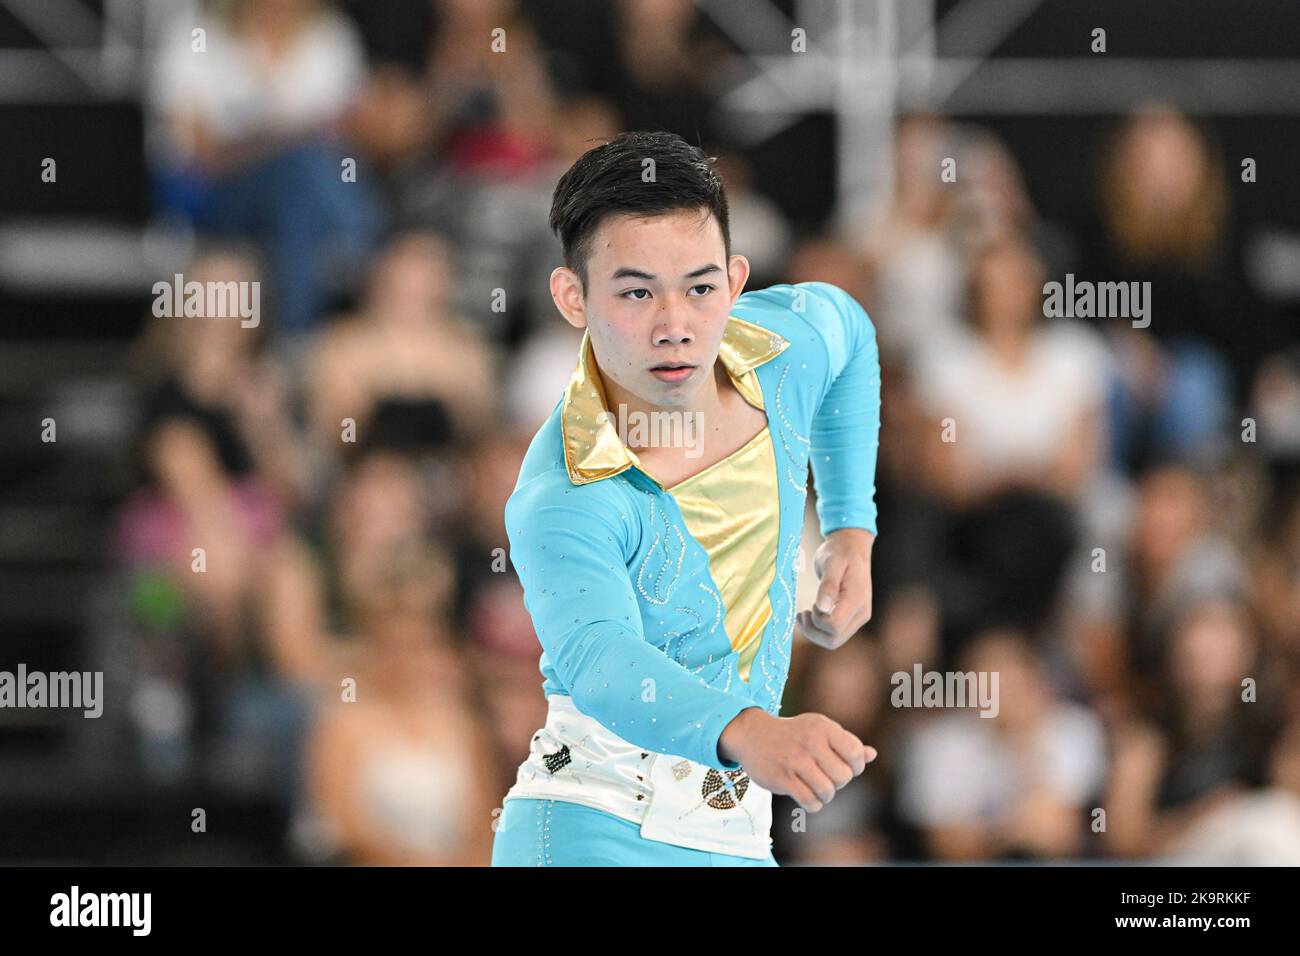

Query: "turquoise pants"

xmin=491 ymin=797 xmax=779 ymax=867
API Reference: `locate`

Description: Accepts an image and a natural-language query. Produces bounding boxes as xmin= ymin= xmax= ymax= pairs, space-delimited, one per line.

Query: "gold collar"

xmin=560 ymin=314 xmax=790 ymax=486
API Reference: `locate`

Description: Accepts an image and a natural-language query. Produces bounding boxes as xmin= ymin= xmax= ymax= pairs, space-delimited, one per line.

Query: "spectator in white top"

xmin=913 ymin=236 xmax=1110 ymax=502
xmin=857 ymin=115 xmax=966 ymax=369
xmin=905 ymin=236 xmax=1110 ymax=641
xmin=148 ymin=0 xmax=384 ymax=338
xmin=897 ymin=629 xmax=1107 ymax=860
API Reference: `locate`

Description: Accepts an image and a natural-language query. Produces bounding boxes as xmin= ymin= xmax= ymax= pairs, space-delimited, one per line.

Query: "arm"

xmin=229 ymin=358 xmax=311 ymax=507
xmin=791 ymin=283 xmax=882 ymax=647
xmin=506 ymin=477 xmax=757 ymax=770
xmin=1040 ymin=406 xmax=1101 ymax=499
xmin=801 ymin=281 xmax=882 ymax=539
xmin=510 ymin=475 xmax=880 ymax=809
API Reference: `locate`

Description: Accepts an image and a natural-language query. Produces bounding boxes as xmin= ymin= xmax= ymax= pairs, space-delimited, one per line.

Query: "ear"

xmin=550 ymin=266 xmax=588 ymax=330
xmin=726 ymin=254 xmax=751 ymax=305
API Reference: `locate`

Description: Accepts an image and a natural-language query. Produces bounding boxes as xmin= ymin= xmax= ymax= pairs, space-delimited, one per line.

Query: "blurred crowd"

xmin=107 ymin=0 xmax=1300 ymax=864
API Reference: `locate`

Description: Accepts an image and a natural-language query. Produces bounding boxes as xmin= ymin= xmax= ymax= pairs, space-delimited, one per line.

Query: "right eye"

xmin=621 ymin=289 xmax=651 ymax=301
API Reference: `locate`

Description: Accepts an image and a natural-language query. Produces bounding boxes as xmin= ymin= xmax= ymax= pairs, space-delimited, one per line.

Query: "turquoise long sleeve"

xmin=800 ymin=281 xmax=882 ymax=538
xmin=506 ymin=478 xmax=758 ymax=770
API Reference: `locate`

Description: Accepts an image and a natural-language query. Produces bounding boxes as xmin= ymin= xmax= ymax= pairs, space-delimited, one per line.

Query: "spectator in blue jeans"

xmin=147 ymin=0 xmax=384 ymax=337
xmin=1104 ymin=330 xmax=1233 ymax=472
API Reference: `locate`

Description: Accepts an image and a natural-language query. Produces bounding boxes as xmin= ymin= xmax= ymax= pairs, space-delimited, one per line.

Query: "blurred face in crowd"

xmin=551 ymin=207 xmax=750 ymax=413
xmin=1169 ymin=599 xmax=1254 ymax=702
xmin=368 ymin=234 xmax=455 ymax=324
xmin=965 ymin=630 xmax=1048 ymax=731
xmin=1118 ymin=109 xmax=1209 ymax=218
xmin=176 ymin=250 xmax=261 ymax=384
xmin=1135 ymin=467 xmax=1208 ymax=568
xmin=334 ymin=451 xmax=427 ymax=552
xmin=969 ymin=239 xmax=1045 ymax=339
xmin=955 ymin=140 xmax=1033 ymax=247
xmin=363 ymin=540 xmax=455 ymax=657
xmin=894 ymin=115 xmax=949 ymax=224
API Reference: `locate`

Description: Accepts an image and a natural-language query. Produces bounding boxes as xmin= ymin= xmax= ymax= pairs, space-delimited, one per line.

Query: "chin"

xmin=647 ymin=381 xmax=699 ymax=405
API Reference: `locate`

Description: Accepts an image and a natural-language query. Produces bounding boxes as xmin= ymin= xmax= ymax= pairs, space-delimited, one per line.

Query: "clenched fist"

xmin=796 ymin=527 xmax=875 ymax=650
xmin=718 ymin=707 xmax=877 ymax=813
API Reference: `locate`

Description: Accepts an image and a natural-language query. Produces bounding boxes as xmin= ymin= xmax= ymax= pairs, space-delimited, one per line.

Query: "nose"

xmin=652 ymin=303 xmax=694 ymax=347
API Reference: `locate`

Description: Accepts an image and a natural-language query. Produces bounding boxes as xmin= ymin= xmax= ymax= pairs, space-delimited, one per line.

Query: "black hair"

xmin=548 ymin=130 xmax=731 ymax=293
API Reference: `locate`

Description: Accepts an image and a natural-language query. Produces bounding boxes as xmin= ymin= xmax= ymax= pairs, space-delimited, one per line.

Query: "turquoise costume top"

xmin=505 ymin=281 xmax=881 ymax=773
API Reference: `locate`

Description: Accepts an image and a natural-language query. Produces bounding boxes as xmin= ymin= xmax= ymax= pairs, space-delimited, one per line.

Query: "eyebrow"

xmin=609 ymin=264 xmax=723 ymax=281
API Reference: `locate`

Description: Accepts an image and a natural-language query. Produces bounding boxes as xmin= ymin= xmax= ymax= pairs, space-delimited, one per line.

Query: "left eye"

xmin=689 ymin=284 xmax=714 ymax=296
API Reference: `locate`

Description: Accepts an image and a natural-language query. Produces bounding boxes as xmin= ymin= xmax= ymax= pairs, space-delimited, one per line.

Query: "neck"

xmin=986 ymin=323 xmax=1030 ymax=363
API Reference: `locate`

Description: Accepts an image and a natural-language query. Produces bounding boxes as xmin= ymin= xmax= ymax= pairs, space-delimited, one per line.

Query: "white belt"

xmin=503 ymin=693 xmax=774 ymax=859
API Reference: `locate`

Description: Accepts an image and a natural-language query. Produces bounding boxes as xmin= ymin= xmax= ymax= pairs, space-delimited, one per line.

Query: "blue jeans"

xmin=155 ymin=140 xmax=385 ymax=335
xmin=1106 ymin=337 xmax=1232 ymax=470
xmin=491 ymin=797 xmax=780 ymax=867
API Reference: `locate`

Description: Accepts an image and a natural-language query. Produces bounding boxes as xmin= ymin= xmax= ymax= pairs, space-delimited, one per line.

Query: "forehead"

xmin=587 ymin=209 xmax=724 ymax=270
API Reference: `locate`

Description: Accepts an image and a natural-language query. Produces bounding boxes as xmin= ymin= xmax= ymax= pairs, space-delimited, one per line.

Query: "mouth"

xmin=649 ymin=362 xmax=696 ymax=383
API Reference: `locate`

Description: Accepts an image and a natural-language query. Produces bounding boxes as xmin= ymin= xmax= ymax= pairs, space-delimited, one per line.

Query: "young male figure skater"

xmin=491 ymin=131 xmax=881 ymax=866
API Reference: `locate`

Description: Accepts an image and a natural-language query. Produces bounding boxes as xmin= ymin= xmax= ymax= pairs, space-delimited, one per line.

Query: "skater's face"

xmin=550 ymin=208 xmax=749 ymax=408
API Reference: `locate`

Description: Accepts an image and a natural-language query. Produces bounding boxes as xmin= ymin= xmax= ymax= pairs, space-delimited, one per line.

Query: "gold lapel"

xmin=560 ymin=314 xmax=789 ymax=486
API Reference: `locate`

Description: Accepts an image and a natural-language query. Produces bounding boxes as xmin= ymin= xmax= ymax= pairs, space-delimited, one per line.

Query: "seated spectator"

xmin=856 ymin=114 xmax=966 ymax=369
xmin=1078 ymin=105 xmax=1246 ymax=472
xmin=115 ymin=249 xmax=316 ymax=794
xmin=608 ymin=0 xmax=733 ymax=148
xmin=118 ymin=247 xmax=305 ymax=665
xmin=1254 ymin=486 xmax=1300 ymax=707
xmin=908 ymin=236 xmax=1109 ymax=643
xmin=1163 ymin=716 xmax=1300 ymax=865
xmin=896 ymin=630 xmax=1107 ymax=861
xmin=425 ymin=0 xmax=560 ymax=178
xmin=469 ymin=645 xmax=551 ymax=798
xmin=1105 ymin=598 xmax=1275 ymax=858
xmin=946 ymin=124 xmax=1076 ymax=281
xmin=788 ymin=235 xmax=871 ymax=316
xmin=148 ymin=0 xmax=384 ymax=337
xmin=301 ymin=540 xmax=498 ymax=865
xmin=503 ymin=321 xmax=585 ymax=430
xmin=261 ymin=441 xmax=442 ymax=668
xmin=1133 ymin=466 xmax=1249 ymax=684
xmin=1063 ymin=463 xmax=1252 ymax=710
xmin=305 ymin=230 xmax=496 ymax=479
xmin=131 ymin=247 xmax=310 ymax=506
